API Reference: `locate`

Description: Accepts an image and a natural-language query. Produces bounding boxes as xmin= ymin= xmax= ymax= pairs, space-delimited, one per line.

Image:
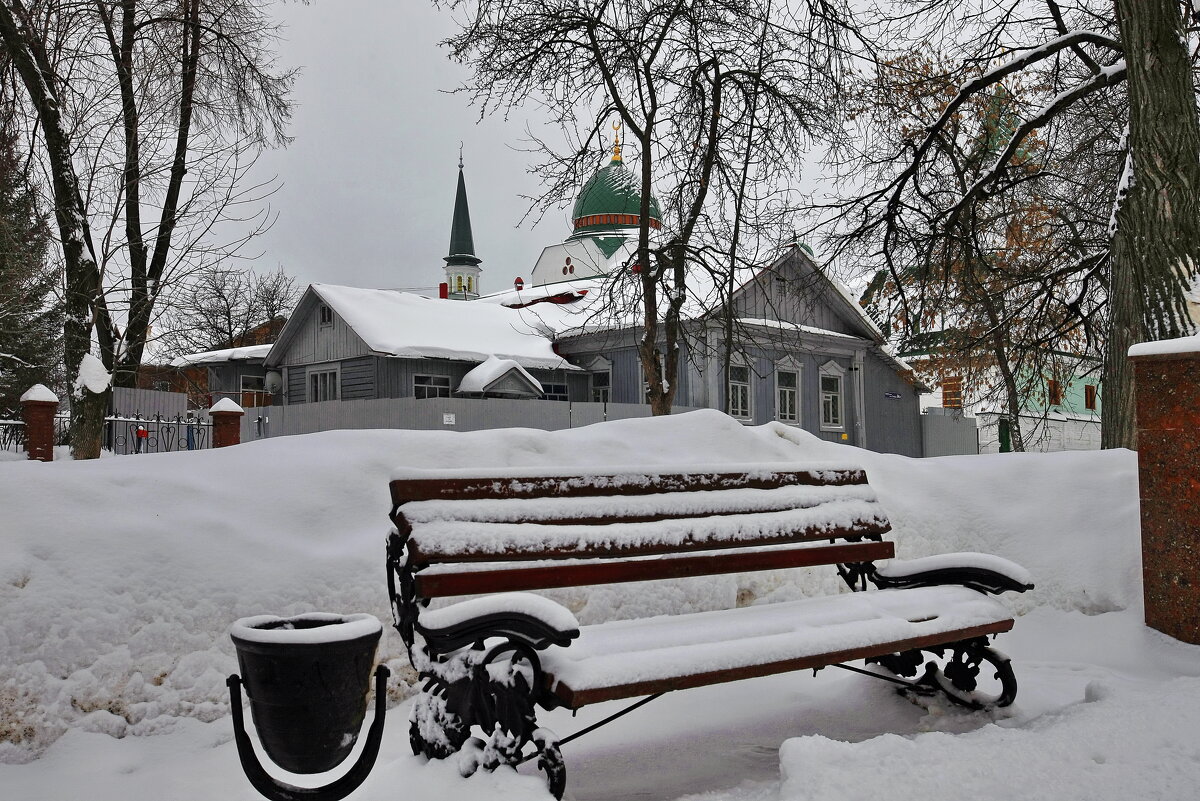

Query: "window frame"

xmin=318 ymin=304 xmax=334 ymax=327
xmin=1047 ymin=378 xmax=1063 ymax=407
xmin=727 ymin=363 xmax=753 ymax=421
xmin=1084 ymin=384 xmax=1097 ymax=411
xmin=542 ymin=382 xmax=569 ymax=402
xmin=590 ymin=370 xmax=611 ymax=403
xmin=307 ymin=366 xmax=339 ymax=403
xmin=819 ymin=361 xmax=846 ymax=431
xmin=775 ymin=363 xmax=801 ymax=425
xmin=413 ymin=374 xmax=452 ymax=400
xmin=942 ymin=374 xmax=963 ymax=409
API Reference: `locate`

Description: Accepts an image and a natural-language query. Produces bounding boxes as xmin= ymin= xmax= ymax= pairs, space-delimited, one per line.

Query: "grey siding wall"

xmin=207 ymin=364 xmax=267 ymax=398
xmin=286 ymin=367 xmax=306 ymax=404
xmin=862 ymin=350 xmax=923 ymax=456
xmin=341 ymin=356 xmax=376 ymax=401
xmin=277 ymin=299 xmax=370 ymax=366
xmin=730 ymin=251 xmax=872 ymax=338
xmin=377 ymin=358 xmax=472 ymax=399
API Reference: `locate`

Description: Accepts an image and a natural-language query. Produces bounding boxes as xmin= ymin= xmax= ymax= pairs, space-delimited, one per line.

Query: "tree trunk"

xmin=0 ymin=2 xmax=107 ymax=458
xmin=1106 ymin=0 xmax=1200 ymax=448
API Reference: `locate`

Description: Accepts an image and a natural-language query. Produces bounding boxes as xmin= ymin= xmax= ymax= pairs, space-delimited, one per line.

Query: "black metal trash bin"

xmin=230 ymin=613 xmax=382 ymax=774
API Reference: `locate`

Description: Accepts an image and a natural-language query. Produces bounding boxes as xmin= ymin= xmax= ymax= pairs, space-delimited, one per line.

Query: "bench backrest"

xmin=389 ymin=465 xmax=893 ymax=599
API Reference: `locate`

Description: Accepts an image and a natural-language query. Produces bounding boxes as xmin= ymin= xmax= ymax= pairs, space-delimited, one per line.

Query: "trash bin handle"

xmin=227 ymin=664 xmax=390 ymax=801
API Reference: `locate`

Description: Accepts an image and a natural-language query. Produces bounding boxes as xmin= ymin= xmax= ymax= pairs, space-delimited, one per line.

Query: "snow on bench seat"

xmin=405 ymin=498 xmax=889 ymax=562
xmin=400 ymin=483 xmax=881 ymax=527
xmin=540 ymin=586 xmax=1014 ymax=707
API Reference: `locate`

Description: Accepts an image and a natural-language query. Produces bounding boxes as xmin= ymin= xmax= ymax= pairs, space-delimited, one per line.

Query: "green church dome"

xmin=569 ymin=151 xmax=661 ymax=240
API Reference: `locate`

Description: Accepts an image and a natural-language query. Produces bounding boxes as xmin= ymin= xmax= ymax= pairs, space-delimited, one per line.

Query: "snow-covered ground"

xmin=2 ymin=409 xmax=1196 ymax=801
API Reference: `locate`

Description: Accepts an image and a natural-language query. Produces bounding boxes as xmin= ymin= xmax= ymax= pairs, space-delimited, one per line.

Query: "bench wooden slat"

xmin=390 ymin=468 xmax=867 ymax=507
xmin=407 ymin=517 xmax=891 ymax=563
xmin=413 ymin=540 xmax=895 ymax=597
xmin=548 ymin=618 xmax=1014 ymax=708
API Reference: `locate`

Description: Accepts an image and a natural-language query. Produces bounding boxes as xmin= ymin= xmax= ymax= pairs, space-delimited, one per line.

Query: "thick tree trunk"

xmin=0 ymin=2 xmax=108 ymax=458
xmin=1106 ymin=0 xmax=1200 ymax=448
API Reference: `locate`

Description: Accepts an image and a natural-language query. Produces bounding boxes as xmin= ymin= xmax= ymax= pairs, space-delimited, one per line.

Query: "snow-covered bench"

xmin=385 ymin=464 xmax=1033 ymax=798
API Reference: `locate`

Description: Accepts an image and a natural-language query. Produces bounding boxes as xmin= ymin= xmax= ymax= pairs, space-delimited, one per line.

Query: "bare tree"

xmin=156 ymin=263 xmax=298 ymax=357
xmin=825 ymin=0 xmax=1200 ymax=449
xmin=439 ymin=0 xmax=850 ymax=414
xmin=0 ymin=0 xmax=294 ymax=457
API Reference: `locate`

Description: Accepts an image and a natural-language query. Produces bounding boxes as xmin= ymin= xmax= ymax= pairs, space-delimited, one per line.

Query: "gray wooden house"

xmin=257 ymin=152 xmax=930 ymax=456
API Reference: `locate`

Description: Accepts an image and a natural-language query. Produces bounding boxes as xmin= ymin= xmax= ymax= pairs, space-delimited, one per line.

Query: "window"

xmin=241 ymin=375 xmax=267 ymax=408
xmin=776 ymin=369 xmax=799 ymax=424
xmin=319 ymin=304 xmax=333 ymax=326
xmin=821 ymin=374 xmax=843 ymax=429
xmin=942 ymin=375 xmax=963 ymax=409
xmin=1084 ymin=384 xmax=1097 ymax=411
xmin=728 ymin=365 xmax=752 ymax=420
xmin=466 ymin=276 xmax=474 ymax=293
xmin=308 ymin=369 xmax=338 ymax=402
xmin=591 ymin=371 xmax=611 ymax=403
xmin=456 ymin=276 xmax=464 ymax=293
xmin=1047 ymin=378 xmax=1063 ymax=406
xmin=414 ymin=374 xmax=451 ymax=399
xmin=543 ymin=383 xmax=569 ymax=402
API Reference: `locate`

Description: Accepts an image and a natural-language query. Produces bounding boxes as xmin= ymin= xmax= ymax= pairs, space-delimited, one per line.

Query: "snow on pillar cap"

xmin=1128 ymin=333 xmax=1200 ymax=358
xmin=20 ymin=384 xmax=59 ymax=403
xmin=209 ymin=398 xmax=245 ymax=414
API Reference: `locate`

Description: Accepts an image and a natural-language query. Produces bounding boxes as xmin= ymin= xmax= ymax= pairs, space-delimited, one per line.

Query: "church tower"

xmin=444 ymin=151 xmax=481 ymax=300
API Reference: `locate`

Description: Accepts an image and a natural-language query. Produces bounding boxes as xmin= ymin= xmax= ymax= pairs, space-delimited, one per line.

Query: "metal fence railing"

xmin=103 ymin=413 xmax=213 ymax=455
xmin=0 ymin=414 xmax=25 ymax=454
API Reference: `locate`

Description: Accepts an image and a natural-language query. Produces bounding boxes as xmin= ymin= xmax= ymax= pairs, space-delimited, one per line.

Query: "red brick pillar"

xmin=209 ymin=399 xmax=244 ymax=448
xmin=1130 ymin=338 xmax=1200 ymax=644
xmin=20 ymin=384 xmax=59 ymax=462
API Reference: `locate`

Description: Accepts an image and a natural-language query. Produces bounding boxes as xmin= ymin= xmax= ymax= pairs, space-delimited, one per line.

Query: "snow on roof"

xmin=737 ymin=318 xmax=862 ymax=340
xmin=457 ymin=356 xmax=543 ymax=394
xmin=480 ymin=245 xmax=884 ymax=345
xmin=169 ymin=344 xmax=273 ymax=368
xmin=310 ymin=284 xmax=576 ymax=371
xmin=1128 ymin=334 xmax=1200 ymax=358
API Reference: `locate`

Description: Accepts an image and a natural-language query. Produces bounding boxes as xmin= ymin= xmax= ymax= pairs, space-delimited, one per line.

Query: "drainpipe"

xmin=853 ymin=350 xmax=867 ymax=448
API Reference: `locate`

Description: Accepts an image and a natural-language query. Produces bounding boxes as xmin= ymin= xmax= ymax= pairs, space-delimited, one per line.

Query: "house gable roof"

xmin=266 ymin=284 xmax=577 ymax=371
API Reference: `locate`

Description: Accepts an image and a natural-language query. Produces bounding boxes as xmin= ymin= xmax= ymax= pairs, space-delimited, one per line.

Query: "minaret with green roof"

xmin=444 ymin=150 xmax=481 ymax=300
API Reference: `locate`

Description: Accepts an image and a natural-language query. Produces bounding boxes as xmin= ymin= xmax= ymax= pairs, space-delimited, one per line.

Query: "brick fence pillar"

xmin=1130 ymin=336 xmax=1200 ymax=645
xmin=20 ymin=384 xmax=59 ymax=462
xmin=209 ymin=398 xmax=244 ymax=448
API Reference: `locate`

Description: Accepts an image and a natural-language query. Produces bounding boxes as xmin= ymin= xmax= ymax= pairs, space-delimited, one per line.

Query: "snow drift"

xmin=0 ymin=410 xmax=1139 ymax=766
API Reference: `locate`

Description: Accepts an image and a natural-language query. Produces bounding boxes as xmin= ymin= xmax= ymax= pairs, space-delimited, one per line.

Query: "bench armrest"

xmin=872 ymin=552 xmax=1034 ymax=595
xmin=416 ymin=592 xmax=581 ymax=653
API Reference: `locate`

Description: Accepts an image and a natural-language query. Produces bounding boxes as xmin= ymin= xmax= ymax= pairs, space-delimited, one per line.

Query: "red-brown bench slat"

xmin=413 ymin=540 xmax=894 ymax=597
xmin=406 ymin=518 xmax=891 ymax=564
xmin=547 ymin=619 xmax=1014 ymax=708
xmin=390 ymin=468 xmax=867 ymax=509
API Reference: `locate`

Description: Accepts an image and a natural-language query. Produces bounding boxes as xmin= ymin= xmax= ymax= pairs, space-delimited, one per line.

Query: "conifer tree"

xmin=0 ymin=119 xmax=60 ymax=411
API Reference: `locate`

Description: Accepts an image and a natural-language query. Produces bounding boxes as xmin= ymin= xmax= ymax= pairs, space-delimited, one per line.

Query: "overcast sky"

xmin=245 ymin=2 xmax=566 ymax=296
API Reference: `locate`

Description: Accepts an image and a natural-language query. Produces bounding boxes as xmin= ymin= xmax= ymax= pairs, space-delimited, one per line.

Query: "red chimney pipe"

xmin=439 ymin=282 xmax=449 ymax=299
xmin=514 ymin=277 xmax=524 ymax=291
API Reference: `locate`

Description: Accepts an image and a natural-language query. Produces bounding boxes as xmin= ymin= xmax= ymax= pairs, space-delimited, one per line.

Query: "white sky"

xmin=245 ymin=1 xmax=567 ymax=296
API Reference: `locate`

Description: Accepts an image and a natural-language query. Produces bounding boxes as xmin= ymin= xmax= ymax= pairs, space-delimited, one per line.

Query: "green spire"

xmin=445 ymin=157 xmax=480 ymax=268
